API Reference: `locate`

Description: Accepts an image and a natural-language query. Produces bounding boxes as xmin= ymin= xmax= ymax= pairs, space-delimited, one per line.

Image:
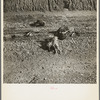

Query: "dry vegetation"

xmin=4 ymin=0 xmax=96 ymax=12
xmin=3 ymin=10 xmax=97 ymax=83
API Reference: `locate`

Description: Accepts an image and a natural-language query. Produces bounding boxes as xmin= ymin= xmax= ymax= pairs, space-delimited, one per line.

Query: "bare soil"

xmin=3 ymin=11 xmax=97 ymax=83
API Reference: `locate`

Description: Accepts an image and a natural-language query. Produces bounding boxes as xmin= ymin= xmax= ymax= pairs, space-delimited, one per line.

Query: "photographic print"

xmin=3 ymin=0 xmax=97 ymax=84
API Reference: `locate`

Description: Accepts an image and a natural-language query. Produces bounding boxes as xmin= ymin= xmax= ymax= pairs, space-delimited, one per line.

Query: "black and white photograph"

xmin=3 ymin=0 xmax=97 ymax=84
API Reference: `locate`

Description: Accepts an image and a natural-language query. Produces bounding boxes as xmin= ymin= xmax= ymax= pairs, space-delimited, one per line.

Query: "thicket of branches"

xmin=4 ymin=0 xmax=97 ymax=12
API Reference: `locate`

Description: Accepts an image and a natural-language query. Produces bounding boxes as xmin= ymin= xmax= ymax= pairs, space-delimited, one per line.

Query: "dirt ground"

xmin=3 ymin=10 xmax=97 ymax=83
